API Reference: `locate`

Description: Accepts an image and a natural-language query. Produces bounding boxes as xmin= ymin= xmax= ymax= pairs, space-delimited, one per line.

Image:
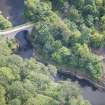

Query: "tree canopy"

xmin=24 ymin=0 xmax=105 ymax=80
xmin=0 ymin=15 xmax=12 ymax=30
xmin=0 ymin=38 xmax=91 ymax=105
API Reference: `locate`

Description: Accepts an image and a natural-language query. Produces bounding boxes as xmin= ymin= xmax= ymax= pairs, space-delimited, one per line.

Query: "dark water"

xmin=0 ymin=0 xmax=105 ymax=105
xmin=0 ymin=0 xmax=25 ymax=25
xmin=58 ymin=72 xmax=105 ymax=105
xmin=0 ymin=0 xmax=33 ymax=58
xmin=15 ymin=31 xmax=33 ymax=59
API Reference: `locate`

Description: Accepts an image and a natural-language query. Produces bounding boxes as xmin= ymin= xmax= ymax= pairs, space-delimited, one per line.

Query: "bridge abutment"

xmin=0 ymin=23 xmax=34 ymax=39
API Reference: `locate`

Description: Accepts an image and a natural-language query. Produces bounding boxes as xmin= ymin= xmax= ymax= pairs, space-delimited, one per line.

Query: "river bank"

xmin=1 ymin=0 xmax=105 ymax=105
xmin=34 ymin=49 xmax=105 ymax=90
xmin=58 ymin=69 xmax=105 ymax=91
xmin=32 ymin=47 xmax=105 ymax=105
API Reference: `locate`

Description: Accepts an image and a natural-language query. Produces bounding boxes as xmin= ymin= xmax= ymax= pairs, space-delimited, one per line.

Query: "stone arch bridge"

xmin=0 ymin=22 xmax=34 ymax=39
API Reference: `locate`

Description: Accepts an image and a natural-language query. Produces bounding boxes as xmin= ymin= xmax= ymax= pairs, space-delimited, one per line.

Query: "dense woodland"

xmin=24 ymin=0 xmax=105 ymax=80
xmin=1 ymin=0 xmax=105 ymax=105
xmin=0 ymin=28 xmax=90 ymax=105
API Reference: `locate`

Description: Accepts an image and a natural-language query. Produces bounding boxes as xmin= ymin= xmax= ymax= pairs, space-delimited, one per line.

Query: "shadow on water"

xmin=57 ymin=70 xmax=105 ymax=105
xmin=15 ymin=30 xmax=33 ymax=59
xmin=57 ymin=70 xmax=97 ymax=90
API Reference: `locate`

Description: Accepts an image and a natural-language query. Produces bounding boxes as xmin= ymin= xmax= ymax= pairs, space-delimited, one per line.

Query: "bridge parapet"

xmin=0 ymin=22 xmax=34 ymax=39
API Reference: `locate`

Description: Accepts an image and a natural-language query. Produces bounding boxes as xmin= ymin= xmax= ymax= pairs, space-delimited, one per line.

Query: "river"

xmin=0 ymin=0 xmax=25 ymax=25
xmin=0 ymin=0 xmax=105 ymax=105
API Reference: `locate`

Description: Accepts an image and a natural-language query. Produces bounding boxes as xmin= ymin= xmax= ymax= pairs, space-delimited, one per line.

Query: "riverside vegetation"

xmin=1 ymin=0 xmax=105 ymax=105
xmin=0 ymin=19 xmax=90 ymax=105
xmin=24 ymin=0 xmax=105 ymax=81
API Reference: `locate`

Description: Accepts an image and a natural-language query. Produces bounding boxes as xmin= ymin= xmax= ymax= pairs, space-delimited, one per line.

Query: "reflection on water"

xmin=58 ymin=72 xmax=105 ymax=105
xmin=82 ymin=87 xmax=105 ymax=105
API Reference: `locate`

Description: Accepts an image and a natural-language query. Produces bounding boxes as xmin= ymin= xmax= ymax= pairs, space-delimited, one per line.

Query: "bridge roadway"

xmin=0 ymin=22 xmax=34 ymax=39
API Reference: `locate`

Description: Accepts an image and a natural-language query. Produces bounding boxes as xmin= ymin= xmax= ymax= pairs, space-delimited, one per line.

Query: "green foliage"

xmin=0 ymin=40 xmax=12 ymax=55
xmin=72 ymin=43 xmax=103 ymax=79
xmin=0 ymin=15 xmax=12 ymax=30
xmin=52 ymin=47 xmax=71 ymax=64
xmin=90 ymin=31 xmax=104 ymax=48
xmin=1 ymin=0 xmax=105 ymax=104
xmin=24 ymin=0 xmax=104 ymax=80
xmin=24 ymin=0 xmax=51 ymax=22
xmin=0 ymin=67 xmax=16 ymax=81
xmin=0 ymin=39 xmax=90 ymax=105
xmin=0 ymin=85 xmax=6 ymax=105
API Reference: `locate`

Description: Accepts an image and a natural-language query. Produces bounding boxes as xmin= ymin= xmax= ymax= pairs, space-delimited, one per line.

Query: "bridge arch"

xmin=0 ymin=22 xmax=34 ymax=39
xmin=15 ymin=29 xmax=32 ymax=51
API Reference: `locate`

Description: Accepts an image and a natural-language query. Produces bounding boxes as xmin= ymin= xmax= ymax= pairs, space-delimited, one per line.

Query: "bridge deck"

xmin=0 ymin=22 xmax=34 ymax=35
